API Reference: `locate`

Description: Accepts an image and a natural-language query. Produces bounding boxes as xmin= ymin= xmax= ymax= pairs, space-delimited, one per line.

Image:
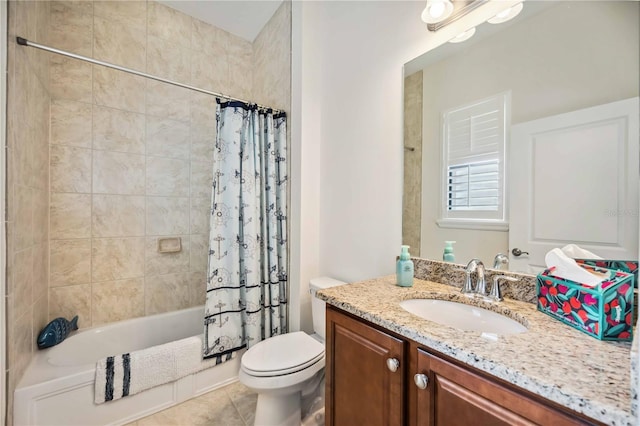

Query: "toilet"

xmin=238 ymin=277 xmax=346 ymax=426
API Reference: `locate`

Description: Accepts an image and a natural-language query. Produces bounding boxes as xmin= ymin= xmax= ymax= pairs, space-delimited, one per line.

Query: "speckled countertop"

xmin=318 ymin=274 xmax=636 ymax=426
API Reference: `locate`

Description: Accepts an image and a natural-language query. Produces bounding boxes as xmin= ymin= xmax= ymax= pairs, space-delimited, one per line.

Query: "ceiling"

xmin=160 ymin=0 xmax=283 ymax=42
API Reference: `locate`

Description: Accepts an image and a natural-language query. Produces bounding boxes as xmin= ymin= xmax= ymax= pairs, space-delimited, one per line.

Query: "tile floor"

xmin=125 ymin=381 xmax=257 ymax=426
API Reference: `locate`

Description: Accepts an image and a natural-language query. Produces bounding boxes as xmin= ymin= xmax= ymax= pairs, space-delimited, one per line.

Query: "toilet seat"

xmin=241 ymin=331 xmax=325 ymax=377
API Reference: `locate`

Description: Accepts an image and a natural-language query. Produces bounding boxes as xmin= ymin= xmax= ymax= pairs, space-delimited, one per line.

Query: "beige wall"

xmin=6 ymin=1 xmax=51 ymax=424
xmin=418 ymin=1 xmax=639 ymax=264
xmin=45 ymin=0 xmax=246 ymax=329
xmin=5 ymin=1 xmax=290 ymax=420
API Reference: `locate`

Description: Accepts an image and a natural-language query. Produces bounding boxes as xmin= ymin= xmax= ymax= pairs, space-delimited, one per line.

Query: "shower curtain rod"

xmin=16 ymin=36 xmax=283 ymax=113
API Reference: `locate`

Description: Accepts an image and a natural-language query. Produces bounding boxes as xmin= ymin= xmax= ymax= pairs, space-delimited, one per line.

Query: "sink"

xmin=399 ymin=299 xmax=527 ymax=335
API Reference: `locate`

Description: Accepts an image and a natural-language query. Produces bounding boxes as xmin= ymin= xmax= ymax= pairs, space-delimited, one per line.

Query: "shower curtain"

xmin=203 ymin=100 xmax=288 ymax=361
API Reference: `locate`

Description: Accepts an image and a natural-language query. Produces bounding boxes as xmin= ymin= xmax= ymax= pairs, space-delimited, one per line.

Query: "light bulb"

xmin=421 ymin=0 xmax=454 ymax=24
xmin=429 ymin=2 xmax=445 ymax=18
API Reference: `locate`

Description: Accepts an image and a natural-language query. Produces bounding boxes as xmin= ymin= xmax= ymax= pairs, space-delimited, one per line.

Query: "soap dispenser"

xmin=396 ymin=245 xmax=414 ymax=287
xmin=443 ymin=241 xmax=456 ymax=262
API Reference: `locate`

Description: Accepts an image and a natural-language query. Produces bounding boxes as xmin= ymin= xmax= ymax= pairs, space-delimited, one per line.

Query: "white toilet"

xmin=238 ymin=277 xmax=345 ymax=426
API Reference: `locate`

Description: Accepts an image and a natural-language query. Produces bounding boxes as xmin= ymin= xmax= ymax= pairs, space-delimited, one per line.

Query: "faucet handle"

xmin=489 ymin=275 xmax=518 ymax=302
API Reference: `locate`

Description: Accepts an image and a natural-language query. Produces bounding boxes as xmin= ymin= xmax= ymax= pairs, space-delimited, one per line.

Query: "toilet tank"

xmin=309 ymin=277 xmax=346 ymax=341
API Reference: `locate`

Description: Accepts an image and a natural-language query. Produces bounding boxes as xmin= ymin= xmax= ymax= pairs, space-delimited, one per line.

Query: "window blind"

xmin=442 ymin=93 xmax=508 ymax=218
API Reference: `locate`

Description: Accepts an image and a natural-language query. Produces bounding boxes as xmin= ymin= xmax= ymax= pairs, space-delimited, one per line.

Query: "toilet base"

xmin=254 ymin=392 xmax=302 ymax=426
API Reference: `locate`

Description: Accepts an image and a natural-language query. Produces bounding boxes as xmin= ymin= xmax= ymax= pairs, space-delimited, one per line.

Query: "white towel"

xmin=94 ymin=334 xmax=233 ymax=404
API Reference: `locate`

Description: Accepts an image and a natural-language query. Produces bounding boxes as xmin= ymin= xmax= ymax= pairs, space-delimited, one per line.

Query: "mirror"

xmin=402 ymin=1 xmax=639 ymax=268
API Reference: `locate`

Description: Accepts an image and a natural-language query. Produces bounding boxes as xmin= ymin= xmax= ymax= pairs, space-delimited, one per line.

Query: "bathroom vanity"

xmin=318 ymin=275 xmax=637 ymax=425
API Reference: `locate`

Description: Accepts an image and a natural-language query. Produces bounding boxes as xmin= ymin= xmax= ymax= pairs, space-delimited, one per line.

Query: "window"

xmin=438 ymin=92 xmax=510 ymax=230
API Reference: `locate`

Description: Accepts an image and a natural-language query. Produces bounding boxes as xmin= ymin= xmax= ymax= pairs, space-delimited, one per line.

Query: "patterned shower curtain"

xmin=203 ymin=100 xmax=288 ymax=361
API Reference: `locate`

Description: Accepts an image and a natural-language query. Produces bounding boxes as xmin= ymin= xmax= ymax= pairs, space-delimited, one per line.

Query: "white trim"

xmin=436 ymin=219 xmax=509 ymax=231
xmin=1 ymin=0 xmax=8 ymax=423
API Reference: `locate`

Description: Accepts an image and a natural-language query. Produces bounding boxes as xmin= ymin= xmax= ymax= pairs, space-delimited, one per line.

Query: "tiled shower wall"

xmin=402 ymin=70 xmax=423 ymax=255
xmin=46 ymin=0 xmax=291 ymax=329
xmin=6 ymin=1 xmax=51 ymax=423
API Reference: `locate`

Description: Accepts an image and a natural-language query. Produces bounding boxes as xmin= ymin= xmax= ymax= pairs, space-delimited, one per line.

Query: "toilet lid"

xmin=242 ymin=331 xmax=324 ymax=377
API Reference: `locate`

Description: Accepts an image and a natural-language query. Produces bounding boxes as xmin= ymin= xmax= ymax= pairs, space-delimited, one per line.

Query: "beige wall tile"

xmin=192 ymin=50 xmax=229 ymax=95
xmin=92 ymin=278 xmax=144 ymax=325
xmin=92 ymin=237 xmax=145 ymax=282
xmin=145 ymin=236 xmax=190 ymax=275
xmin=51 ymin=100 xmax=92 ymax=147
xmin=191 ymin=18 xmax=228 ymax=58
xmin=50 ymin=145 xmax=92 ymax=193
xmin=189 ymin=234 xmax=208 ymax=275
xmin=93 ymin=66 xmax=145 ymax=113
xmin=93 ymin=1 xmax=146 ymax=30
xmin=145 ymin=272 xmax=192 ymax=315
xmin=93 ymin=195 xmax=145 ymax=237
xmin=8 ymin=310 xmax=33 ymax=382
xmin=14 ymin=186 xmax=33 ymax=251
xmin=190 ymin=161 xmax=213 ymax=198
xmin=148 ymin=2 xmax=192 ymax=48
xmin=93 ymin=105 xmax=145 ymax=154
xmin=190 ymin=92 xmax=217 ymax=128
xmin=32 ymin=242 xmax=49 ymax=303
xmin=190 ymin=197 xmax=210 ymax=235
xmin=50 ymin=56 xmax=93 ymax=103
xmin=50 ymin=239 xmax=91 ymax=287
xmin=146 ymin=197 xmax=190 ymax=236
xmin=32 ymin=190 xmax=49 ymax=245
xmin=11 ymin=248 xmax=33 ymax=318
xmin=49 ymin=284 xmax=91 ymax=328
xmin=146 ymin=116 xmax=190 ymax=160
xmin=190 ymin=271 xmax=206 ymax=306
xmin=49 ymin=0 xmax=93 ymax=56
xmin=146 ymin=80 xmax=191 ymax=122
xmin=190 ymin=125 xmax=215 ymax=161
xmin=93 ymin=150 xmax=145 ymax=195
xmin=50 ymin=193 xmax=91 ymax=239
xmin=145 ymin=157 xmax=189 ymax=196
xmin=228 ymin=35 xmax=253 ymax=100
xmin=147 ymin=35 xmax=191 ymax=83
xmin=93 ymin=16 xmax=146 ymax=71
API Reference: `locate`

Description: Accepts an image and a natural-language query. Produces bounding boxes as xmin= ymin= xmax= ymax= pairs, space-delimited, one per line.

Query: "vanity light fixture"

xmin=487 ymin=2 xmax=524 ymax=24
xmin=421 ymin=0 xmax=454 ymax=24
xmin=448 ymin=27 xmax=476 ymax=43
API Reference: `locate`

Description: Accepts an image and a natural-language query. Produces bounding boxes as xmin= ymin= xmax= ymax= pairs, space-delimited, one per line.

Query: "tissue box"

xmin=537 ymin=265 xmax=634 ymax=341
xmin=574 ymin=259 xmax=638 ymax=289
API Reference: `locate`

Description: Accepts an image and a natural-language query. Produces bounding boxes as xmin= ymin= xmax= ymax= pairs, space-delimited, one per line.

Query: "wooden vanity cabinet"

xmin=327 ymin=306 xmax=602 ymax=426
xmin=325 ymin=305 xmax=405 ymax=426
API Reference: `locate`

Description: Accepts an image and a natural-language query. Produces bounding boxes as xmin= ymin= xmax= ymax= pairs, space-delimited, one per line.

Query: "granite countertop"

xmin=318 ymin=275 xmax=636 ymax=426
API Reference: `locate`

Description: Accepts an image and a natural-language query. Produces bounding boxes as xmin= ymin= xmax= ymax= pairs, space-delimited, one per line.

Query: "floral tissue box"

xmin=537 ymin=265 xmax=634 ymax=341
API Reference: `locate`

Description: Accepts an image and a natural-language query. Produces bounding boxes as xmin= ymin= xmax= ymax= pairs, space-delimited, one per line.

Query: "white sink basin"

xmin=400 ymin=299 xmax=527 ymax=335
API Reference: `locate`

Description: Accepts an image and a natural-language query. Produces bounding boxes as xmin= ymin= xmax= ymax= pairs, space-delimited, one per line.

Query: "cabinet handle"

xmin=414 ymin=374 xmax=429 ymax=389
xmin=386 ymin=358 xmax=400 ymax=372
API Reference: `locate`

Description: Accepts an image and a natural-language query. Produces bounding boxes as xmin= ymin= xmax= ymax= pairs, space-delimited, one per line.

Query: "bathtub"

xmin=14 ymin=306 xmax=242 ymax=426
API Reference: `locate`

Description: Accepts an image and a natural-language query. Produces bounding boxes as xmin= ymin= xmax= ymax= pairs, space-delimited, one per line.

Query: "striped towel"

xmin=94 ymin=334 xmax=233 ymax=404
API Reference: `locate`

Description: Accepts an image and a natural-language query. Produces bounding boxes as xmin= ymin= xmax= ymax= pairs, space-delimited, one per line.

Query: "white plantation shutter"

xmin=440 ymin=92 xmax=509 ymax=226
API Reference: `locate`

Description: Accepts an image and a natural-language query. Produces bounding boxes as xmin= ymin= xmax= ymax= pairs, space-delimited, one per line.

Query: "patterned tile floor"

xmin=125 ymin=381 xmax=257 ymax=426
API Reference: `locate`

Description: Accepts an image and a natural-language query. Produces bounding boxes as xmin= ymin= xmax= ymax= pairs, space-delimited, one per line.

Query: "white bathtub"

xmin=14 ymin=306 xmax=242 ymax=426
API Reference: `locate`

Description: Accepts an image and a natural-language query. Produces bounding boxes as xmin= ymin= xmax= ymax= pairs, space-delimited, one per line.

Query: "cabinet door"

xmin=326 ymin=306 xmax=405 ymax=426
xmin=412 ymin=347 xmax=588 ymax=426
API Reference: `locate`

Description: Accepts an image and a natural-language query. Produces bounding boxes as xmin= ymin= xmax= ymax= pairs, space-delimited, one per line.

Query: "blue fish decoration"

xmin=37 ymin=316 xmax=79 ymax=349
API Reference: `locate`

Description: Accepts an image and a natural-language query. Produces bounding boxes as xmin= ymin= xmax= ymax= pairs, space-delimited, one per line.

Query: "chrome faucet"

xmin=462 ymin=259 xmax=486 ymax=296
xmin=489 ymin=275 xmax=518 ymax=302
xmin=493 ymin=253 xmax=509 ymax=270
